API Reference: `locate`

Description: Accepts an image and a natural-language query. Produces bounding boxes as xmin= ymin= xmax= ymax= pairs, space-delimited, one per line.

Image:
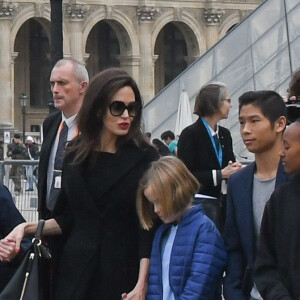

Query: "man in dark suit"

xmin=223 ymin=90 xmax=289 ymax=300
xmin=38 ymin=58 xmax=88 ymax=219
xmin=37 ymin=58 xmax=88 ymax=299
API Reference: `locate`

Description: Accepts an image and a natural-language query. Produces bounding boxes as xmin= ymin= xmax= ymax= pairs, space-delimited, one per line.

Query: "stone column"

xmin=204 ymin=8 xmax=224 ymax=49
xmin=137 ymin=6 xmax=159 ymax=102
xmin=0 ymin=4 xmax=15 ymax=131
xmin=66 ymin=4 xmax=88 ymax=63
xmin=118 ymin=55 xmax=141 ymax=85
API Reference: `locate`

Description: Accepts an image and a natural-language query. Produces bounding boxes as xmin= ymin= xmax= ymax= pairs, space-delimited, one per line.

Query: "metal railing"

xmin=0 ymin=160 xmax=39 ymax=222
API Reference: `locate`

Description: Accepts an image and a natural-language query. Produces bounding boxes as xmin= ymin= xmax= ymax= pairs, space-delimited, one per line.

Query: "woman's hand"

xmin=121 ymin=282 xmax=147 ymax=300
xmin=0 ymin=222 xmax=26 ymax=262
xmin=121 ymin=258 xmax=149 ymax=299
xmin=221 ymin=161 xmax=243 ymax=179
xmin=0 ymin=238 xmax=18 ymax=262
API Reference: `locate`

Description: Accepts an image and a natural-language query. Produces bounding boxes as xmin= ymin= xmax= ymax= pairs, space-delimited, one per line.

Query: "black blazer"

xmin=52 ymin=143 xmax=159 ymax=300
xmin=38 ymin=111 xmax=62 ymax=219
xmin=178 ymin=117 xmax=235 ymax=198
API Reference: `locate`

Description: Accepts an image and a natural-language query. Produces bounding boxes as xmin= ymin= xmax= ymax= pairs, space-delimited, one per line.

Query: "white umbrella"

xmin=175 ymin=88 xmax=193 ymax=137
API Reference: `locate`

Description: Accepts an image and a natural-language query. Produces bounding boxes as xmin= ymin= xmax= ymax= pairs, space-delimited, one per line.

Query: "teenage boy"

xmin=254 ymin=119 xmax=300 ymax=299
xmin=223 ymin=90 xmax=289 ymax=300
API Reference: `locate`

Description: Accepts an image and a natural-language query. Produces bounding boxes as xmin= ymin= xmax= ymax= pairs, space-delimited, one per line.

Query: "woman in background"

xmin=177 ymin=82 xmax=242 ymax=232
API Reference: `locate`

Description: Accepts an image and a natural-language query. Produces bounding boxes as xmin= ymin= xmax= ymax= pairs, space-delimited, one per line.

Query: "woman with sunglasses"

xmin=1 ymin=68 xmax=159 ymax=300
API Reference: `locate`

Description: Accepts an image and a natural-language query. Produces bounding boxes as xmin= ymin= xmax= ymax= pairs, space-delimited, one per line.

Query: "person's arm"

xmin=0 ymin=184 xmax=30 ymax=261
xmin=254 ymin=193 xmax=292 ymax=300
xmin=178 ymin=224 xmax=227 ymax=300
xmin=223 ymin=180 xmax=247 ymax=300
xmin=0 ymin=219 xmax=62 ymax=262
xmin=220 ymin=130 xmax=242 ymax=179
xmin=122 ymin=258 xmax=149 ymax=299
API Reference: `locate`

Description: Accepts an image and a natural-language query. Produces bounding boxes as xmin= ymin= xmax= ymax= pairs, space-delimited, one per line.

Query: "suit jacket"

xmin=38 ymin=111 xmax=62 ymax=219
xmin=0 ymin=183 xmax=31 ymax=291
xmin=223 ymin=162 xmax=289 ymax=300
xmin=52 ymin=142 xmax=159 ymax=300
xmin=178 ymin=117 xmax=235 ymax=198
xmin=254 ymin=172 xmax=300 ymax=300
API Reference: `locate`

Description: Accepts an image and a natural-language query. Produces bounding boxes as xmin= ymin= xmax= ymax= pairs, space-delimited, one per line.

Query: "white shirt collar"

xmin=207 ymin=124 xmax=219 ymax=137
xmin=61 ymin=113 xmax=77 ymax=128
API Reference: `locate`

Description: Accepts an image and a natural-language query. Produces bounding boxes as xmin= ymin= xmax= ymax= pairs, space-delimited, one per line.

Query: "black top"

xmin=178 ymin=117 xmax=235 ymax=198
xmin=52 ymin=144 xmax=159 ymax=300
xmin=86 ymin=152 xmax=117 ymax=206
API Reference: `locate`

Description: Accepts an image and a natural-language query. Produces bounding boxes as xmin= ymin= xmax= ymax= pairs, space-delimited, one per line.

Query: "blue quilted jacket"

xmin=147 ymin=205 xmax=227 ymax=300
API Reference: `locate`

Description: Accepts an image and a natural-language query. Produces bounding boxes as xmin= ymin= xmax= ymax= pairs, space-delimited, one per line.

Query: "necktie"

xmin=213 ymin=134 xmax=220 ymax=152
xmin=47 ymin=121 xmax=68 ymax=211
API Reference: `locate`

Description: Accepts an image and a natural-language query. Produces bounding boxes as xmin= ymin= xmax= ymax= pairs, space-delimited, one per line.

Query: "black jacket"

xmin=52 ymin=142 xmax=159 ymax=299
xmin=178 ymin=117 xmax=235 ymax=198
xmin=254 ymin=172 xmax=300 ymax=300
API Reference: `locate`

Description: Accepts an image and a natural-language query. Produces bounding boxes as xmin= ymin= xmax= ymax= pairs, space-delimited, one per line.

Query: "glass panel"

xmin=285 ymin=0 xmax=299 ymax=12
xmin=250 ymin=0 xmax=284 ymax=43
xmin=216 ymin=50 xmax=253 ymax=94
xmin=181 ymin=51 xmax=214 ymax=100
xmin=214 ymin=19 xmax=251 ymax=72
xmin=143 ymin=80 xmax=180 ymax=134
xmin=286 ymin=3 xmax=300 ymax=41
xmin=254 ymin=49 xmax=290 ymax=90
xmin=252 ymin=20 xmax=287 ymax=72
xmin=290 ymin=37 xmax=300 ymax=70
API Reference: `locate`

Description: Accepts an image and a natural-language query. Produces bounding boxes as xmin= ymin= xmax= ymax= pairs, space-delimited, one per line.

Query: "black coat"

xmin=38 ymin=111 xmax=62 ymax=218
xmin=178 ymin=117 xmax=235 ymax=198
xmin=52 ymin=142 xmax=159 ymax=300
xmin=254 ymin=172 xmax=300 ymax=300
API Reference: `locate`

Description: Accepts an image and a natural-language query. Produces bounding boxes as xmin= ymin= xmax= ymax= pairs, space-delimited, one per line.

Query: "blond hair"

xmin=137 ymin=156 xmax=200 ymax=230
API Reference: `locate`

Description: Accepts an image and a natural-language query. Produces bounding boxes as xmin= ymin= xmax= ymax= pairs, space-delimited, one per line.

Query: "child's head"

xmin=280 ymin=119 xmax=300 ymax=174
xmin=137 ymin=156 xmax=199 ymax=230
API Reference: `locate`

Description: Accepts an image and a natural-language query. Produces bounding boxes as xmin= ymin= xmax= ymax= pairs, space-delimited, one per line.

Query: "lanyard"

xmin=58 ymin=121 xmax=79 ymax=140
xmin=201 ymin=117 xmax=223 ymax=167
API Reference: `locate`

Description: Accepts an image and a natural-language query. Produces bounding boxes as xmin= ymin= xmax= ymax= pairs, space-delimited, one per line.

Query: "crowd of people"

xmin=0 ymin=57 xmax=299 ymax=300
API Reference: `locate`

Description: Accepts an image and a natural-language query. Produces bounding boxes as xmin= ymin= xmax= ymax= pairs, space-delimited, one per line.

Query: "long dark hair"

xmin=68 ymin=68 xmax=145 ymax=166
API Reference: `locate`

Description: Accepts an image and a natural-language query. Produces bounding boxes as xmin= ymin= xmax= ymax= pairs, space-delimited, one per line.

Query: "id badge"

xmin=54 ymin=176 xmax=61 ymax=189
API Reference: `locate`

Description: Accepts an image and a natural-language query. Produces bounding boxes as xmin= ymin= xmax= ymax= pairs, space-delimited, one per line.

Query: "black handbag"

xmin=0 ymin=219 xmax=51 ymax=300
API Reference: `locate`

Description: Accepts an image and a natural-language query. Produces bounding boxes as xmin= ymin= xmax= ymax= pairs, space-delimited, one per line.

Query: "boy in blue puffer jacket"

xmin=137 ymin=156 xmax=227 ymax=300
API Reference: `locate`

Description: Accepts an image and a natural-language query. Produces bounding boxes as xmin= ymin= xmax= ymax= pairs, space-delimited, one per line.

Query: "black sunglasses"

xmin=109 ymin=101 xmax=141 ymax=117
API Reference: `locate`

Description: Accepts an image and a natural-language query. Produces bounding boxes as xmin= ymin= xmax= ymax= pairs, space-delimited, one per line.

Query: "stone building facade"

xmin=0 ymin=0 xmax=262 ymax=136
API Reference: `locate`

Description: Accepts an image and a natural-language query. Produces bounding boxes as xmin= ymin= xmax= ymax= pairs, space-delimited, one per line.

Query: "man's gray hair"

xmin=54 ymin=58 xmax=89 ymax=83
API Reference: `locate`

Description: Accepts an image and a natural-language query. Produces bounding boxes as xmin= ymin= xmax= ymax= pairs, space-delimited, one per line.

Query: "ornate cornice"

xmin=65 ymin=4 xmax=88 ymax=20
xmin=35 ymin=3 xmax=45 ymax=18
xmin=136 ymin=6 xmax=159 ymax=22
xmin=204 ymin=8 xmax=225 ymax=25
xmin=0 ymin=1 xmax=15 ymax=18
